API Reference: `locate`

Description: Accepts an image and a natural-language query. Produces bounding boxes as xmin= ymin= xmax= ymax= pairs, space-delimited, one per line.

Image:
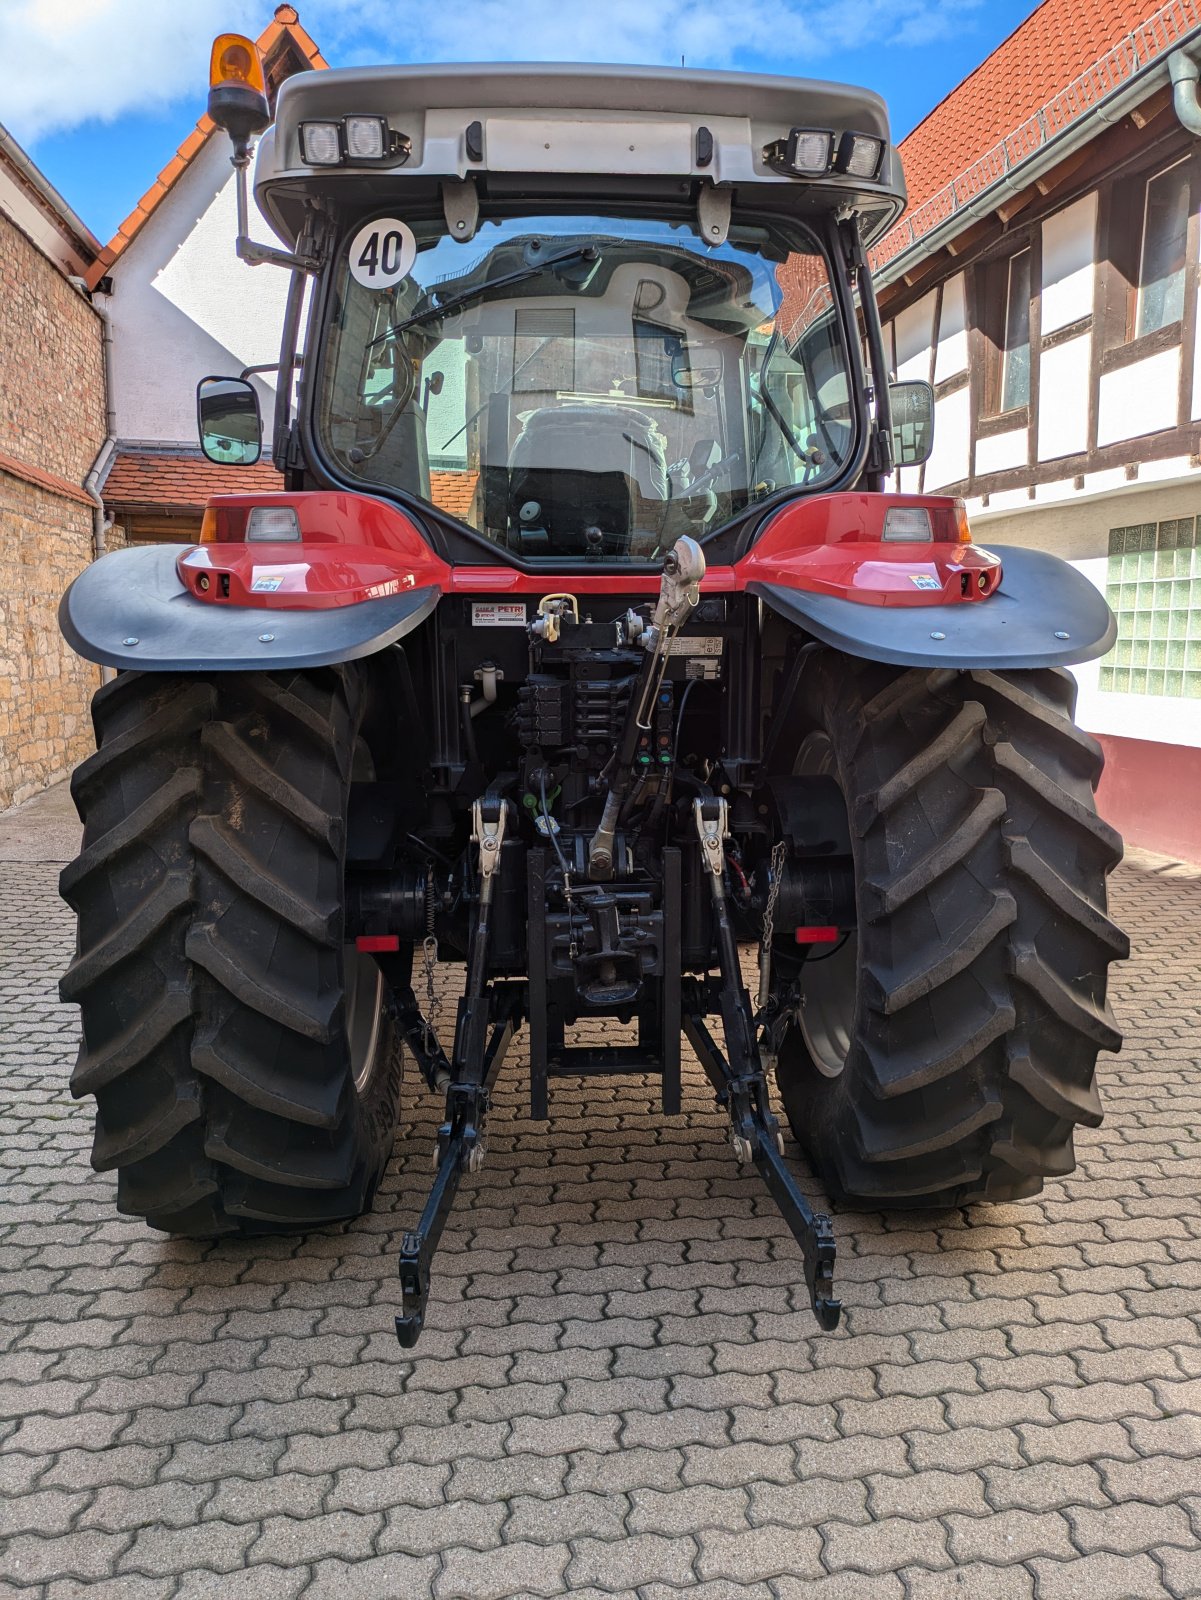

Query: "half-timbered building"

xmin=876 ymin=0 xmax=1201 ymax=859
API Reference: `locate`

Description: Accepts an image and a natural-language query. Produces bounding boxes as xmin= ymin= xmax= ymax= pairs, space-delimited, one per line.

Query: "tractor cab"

xmin=242 ymin=61 xmax=916 ymax=563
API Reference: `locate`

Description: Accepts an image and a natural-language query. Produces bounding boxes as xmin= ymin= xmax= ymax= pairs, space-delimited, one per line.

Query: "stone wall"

xmin=0 ymin=207 xmax=105 ymax=810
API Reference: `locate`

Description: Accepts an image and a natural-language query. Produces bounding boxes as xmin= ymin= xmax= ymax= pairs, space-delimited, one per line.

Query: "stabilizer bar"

xmin=394 ymin=1012 xmax=516 ymax=1347
xmin=683 ymin=1011 xmax=840 ymax=1331
xmin=689 ymin=799 xmax=841 ymax=1332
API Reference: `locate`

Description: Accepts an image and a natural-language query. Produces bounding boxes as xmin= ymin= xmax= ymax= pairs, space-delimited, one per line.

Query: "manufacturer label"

xmin=251 ymin=575 xmax=283 ymax=592
xmin=471 ymin=601 xmax=527 ymax=626
xmin=666 ymin=634 xmax=722 ymax=656
xmin=685 ymin=658 xmax=721 ymax=680
xmin=909 ymin=574 xmax=941 ymax=591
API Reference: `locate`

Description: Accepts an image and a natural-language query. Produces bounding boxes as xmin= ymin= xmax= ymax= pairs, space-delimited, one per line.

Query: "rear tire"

xmin=772 ymin=654 xmax=1128 ymax=1207
xmin=60 ymin=665 xmax=403 ymax=1235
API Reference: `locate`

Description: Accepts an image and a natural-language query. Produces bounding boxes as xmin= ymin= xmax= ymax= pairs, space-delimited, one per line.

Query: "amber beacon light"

xmin=208 ymin=33 xmax=271 ymax=154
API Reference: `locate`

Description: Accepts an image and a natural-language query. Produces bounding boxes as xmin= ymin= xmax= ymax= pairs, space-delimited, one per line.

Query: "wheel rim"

xmin=344 ymin=945 xmax=385 ymax=1094
xmin=794 ymin=732 xmax=857 ymax=1079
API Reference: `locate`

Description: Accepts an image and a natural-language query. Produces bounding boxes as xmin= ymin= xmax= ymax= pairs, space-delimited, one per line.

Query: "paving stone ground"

xmin=2 ymin=835 xmax=1201 ymax=1599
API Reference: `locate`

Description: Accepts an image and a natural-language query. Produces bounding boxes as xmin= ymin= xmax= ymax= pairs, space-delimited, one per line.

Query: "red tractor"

xmin=58 ymin=37 xmax=1127 ymax=1345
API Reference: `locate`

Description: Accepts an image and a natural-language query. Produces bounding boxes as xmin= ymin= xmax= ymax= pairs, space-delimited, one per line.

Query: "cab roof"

xmin=254 ymin=62 xmax=905 ymax=245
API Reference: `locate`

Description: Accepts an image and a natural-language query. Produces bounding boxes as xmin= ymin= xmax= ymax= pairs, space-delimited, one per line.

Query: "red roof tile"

xmin=429 ymin=469 xmax=479 ymax=520
xmin=86 ymin=7 xmax=328 ymax=288
xmin=103 ymin=451 xmax=284 ymax=513
xmin=105 ymin=452 xmax=482 ymax=523
xmin=878 ymin=0 xmax=1200 ymax=268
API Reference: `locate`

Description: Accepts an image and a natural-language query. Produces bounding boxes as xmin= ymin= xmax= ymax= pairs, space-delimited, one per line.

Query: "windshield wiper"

xmin=369 ymin=244 xmax=600 ymax=348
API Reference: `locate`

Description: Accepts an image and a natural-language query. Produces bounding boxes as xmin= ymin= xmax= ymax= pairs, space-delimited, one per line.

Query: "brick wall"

xmin=0 ymin=209 xmax=105 ymax=810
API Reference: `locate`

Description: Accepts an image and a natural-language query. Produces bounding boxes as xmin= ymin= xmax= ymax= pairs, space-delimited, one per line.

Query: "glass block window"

xmin=1101 ymin=516 xmax=1201 ymax=698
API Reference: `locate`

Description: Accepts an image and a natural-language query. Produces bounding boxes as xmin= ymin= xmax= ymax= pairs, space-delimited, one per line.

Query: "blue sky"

xmin=6 ymin=0 xmax=1040 ymax=246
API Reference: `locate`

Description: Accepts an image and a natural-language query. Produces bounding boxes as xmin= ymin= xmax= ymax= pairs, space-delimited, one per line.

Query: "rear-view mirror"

xmin=889 ymin=379 xmax=934 ymax=467
xmin=197 ymin=376 xmax=262 ymax=465
xmin=671 ymin=348 xmax=724 ymax=391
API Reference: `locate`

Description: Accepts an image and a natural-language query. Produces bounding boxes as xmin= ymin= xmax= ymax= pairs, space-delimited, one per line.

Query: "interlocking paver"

xmin=1 ymin=847 xmax=1200 ymax=1595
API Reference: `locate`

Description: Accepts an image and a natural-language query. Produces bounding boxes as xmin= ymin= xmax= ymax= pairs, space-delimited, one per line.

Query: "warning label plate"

xmin=666 ymin=635 xmax=722 ymax=656
xmin=470 ymin=602 xmax=527 ymax=626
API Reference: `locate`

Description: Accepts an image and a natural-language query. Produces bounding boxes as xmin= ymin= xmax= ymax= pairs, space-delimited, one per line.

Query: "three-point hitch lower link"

xmin=394 ymin=799 xmax=519 ymax=1347
xmin=685 ymin=799 xmax=841 ymax=1331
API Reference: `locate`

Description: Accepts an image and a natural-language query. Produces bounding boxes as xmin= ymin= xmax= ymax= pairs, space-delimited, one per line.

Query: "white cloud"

xmin=4 ymin=0 xmax=978 ymax=146
xmin=1 ymin=0 xmax=258 ymax=143
xmin=312 ymin=0 xmax=979 ymax=72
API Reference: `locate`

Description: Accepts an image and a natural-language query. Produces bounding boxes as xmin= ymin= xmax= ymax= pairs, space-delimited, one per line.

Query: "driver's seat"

xmin=506 ymin=404 xmax=668 ymax=556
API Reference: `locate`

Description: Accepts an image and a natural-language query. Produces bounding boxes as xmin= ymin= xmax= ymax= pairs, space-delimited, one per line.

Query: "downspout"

xmin=77 ymin=283 xmax=117 ymax=682
xmin=1169 ymin=49 xmax=1201 ymax=136
xmin=77 ymin=285 xmax=116 ymax=561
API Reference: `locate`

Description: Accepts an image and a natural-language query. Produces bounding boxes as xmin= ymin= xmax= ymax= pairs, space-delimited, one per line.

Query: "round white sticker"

xmin=348 ymin=217 xmax=417 ymax=289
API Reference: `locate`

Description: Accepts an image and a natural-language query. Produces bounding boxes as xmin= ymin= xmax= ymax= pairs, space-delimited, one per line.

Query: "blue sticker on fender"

xmin=251 ymin=575 xmax=284 ymax=592
xmin=909 ymin=574 xmax=941 ymax=591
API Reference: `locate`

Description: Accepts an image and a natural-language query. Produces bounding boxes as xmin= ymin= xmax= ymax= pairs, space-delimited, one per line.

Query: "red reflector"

xmin=355 ymin=935 xmax=400 ymax=952
xmin=795 ymin=926 xmax=839 ymax=944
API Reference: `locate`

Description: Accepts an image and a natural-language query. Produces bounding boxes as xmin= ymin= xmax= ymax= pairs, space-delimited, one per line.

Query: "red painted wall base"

xmin=1094 ymin=732 xmax=1201 ymax=865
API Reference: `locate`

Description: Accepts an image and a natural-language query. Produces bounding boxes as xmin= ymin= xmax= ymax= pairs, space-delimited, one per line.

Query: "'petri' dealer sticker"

xmin=348 ymin=218 xmax=417 ymax=289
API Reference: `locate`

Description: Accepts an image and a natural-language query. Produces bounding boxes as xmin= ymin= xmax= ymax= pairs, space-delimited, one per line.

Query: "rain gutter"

xmin=874 ymin=25 xmax=1201 ymax=292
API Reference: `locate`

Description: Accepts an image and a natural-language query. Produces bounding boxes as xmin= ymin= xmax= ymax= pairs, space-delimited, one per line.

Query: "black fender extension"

xmin=751 ymin=544 xmax=1116 ymax=670
xmin=59 ymin=545 xmax=440 ymax=671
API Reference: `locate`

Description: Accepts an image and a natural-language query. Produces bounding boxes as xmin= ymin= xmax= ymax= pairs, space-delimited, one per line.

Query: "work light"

xmin=300 ymin=121 xmax=342 ymax=165
xmin=778 ymin=129 xmax=834 ymax=176
xmin=837 ymin=132 xmax=884 ymax=180
xmin=345 ymin=116 xmax=389 ymax=161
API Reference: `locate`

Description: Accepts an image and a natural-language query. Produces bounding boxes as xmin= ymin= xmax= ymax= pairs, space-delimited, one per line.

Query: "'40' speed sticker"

xmin=349 ymin=217 xmax=417 ymax=289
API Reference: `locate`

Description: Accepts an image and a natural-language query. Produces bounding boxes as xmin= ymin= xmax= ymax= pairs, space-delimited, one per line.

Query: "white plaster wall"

xmin=968 ymin=481 xmax=1201 ymax=748
xmin=1038 ymin=333 xmax=1091 ymax=460
xmin=893 ymin=290 xmax=936 ymax=382
xmin=1041 ymin=193 xmax=1097 ymax=335
xmin=923 ymin=384 xmax=970 ymax=491
xmin=975 ymin=427 xmax=1026 ymax=477
xmin=1097 ymin=345 xmax=1181 ymax=446
xmin=933 ymin=274 xmax=967 ymax=381
xmin=107 ymin=137 xmax=294 ymax=446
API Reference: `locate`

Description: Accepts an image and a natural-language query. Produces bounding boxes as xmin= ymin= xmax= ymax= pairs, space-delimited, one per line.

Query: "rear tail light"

xmin=246 ymin=505 xmax=301 ymax=541
xmin=882 ymin=507 xmax=932 ymax=542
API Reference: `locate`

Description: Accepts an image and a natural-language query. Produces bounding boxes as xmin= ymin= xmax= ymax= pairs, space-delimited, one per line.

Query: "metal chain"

xmin=762 ymin=840 xmax=787 ymax=953
xmin=756 ymin=839 xmax=788 ymax=1017
xmin=421 ymin=871 xmax=440 ymax=1055
xmin=421 ymin=935 xmax=439 ymax=1055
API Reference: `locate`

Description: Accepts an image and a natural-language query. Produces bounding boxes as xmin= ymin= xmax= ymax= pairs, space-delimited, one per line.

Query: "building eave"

xmin=873 ymin=3 xmax=1201 ymax=291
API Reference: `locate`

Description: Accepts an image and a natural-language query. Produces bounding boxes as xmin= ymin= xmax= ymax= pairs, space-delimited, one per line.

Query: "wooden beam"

xmin=1036 ymin=146 xmax=1090 ymax=197
xmin=996 ymin=185 xmax=1038 ymax=223
xmin=946 ymin=217 xmax=996 ymax=257
xmin=1130 ymin=86 xmax=1172 ymax=129
xmin=900 ymin=249 xmax=953 ymax=292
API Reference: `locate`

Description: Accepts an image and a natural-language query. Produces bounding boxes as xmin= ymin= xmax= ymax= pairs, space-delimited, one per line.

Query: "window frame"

xmin=973 ymin=238 xmax=1037 ymax=429
xmin=1098 ymin=146 xmax=1198 ymax=372
xmin=1134 ymin=156 xmax=1192 ymax=341
xmin=999 ymin=246 xmax=1033 ymax=416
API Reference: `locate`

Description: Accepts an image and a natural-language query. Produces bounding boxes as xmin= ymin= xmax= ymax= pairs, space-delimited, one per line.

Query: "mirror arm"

xmin=845 ymin=221 xmax=894 ymax=487
xmin=231 ymin=150 xmax=321 ymax=274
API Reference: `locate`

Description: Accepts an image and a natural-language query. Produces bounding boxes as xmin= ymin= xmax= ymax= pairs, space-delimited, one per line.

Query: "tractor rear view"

xmin=58 ymin=39 xmax=1128 ymax=1345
